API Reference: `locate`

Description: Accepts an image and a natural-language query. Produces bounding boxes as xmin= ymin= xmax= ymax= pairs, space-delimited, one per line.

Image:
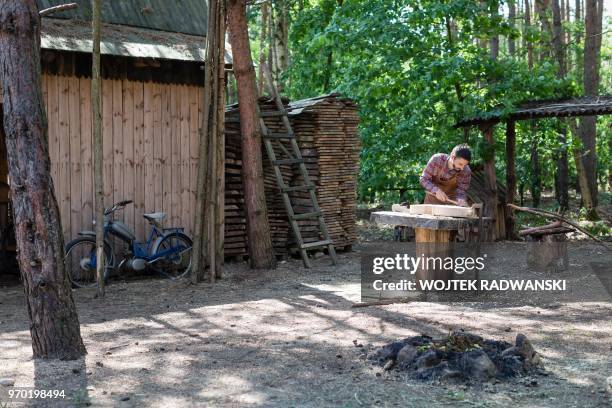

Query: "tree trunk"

xmin=551 ymin=0 xmax=566 ymax=76
xmin=490 ymin=3 xmax=500 ymax=59
xmin=574 ymin=0 xmax=582 ymax=76
xmin=274 ymin=0 xmax=290 ymax=76
xmin=192 ymin=0 xmax=218 ymax=283
xmin=529 ymin=126 xmax=541 ymax=207
xmin=535 ymin=0 xmax=552 ymax=63
xmin=213 ymin=0 xmax=227 ymax=280
xmin=578 ymin=0 xmax=601 ymax=208
xmin=551 ymin=0 xmax=569 ymax=211
xmin=480 ymin=124 xmax=497 ymax=241
xmin=0 ymin=0 xmax=86 ymax=359
xmin=508 ymin=0 xmax=516 ymax=56
xmin=505 ymin=120 xmax=518 ymax=239
xmin=569 ymin=118 xmax=595 ymax=215
xmin=524 ymin=0 xmax=534 ymax=68
xmin=555 ymin=126 xmax=570 ymax=211
xmin=92 ymin=0 xmax=105 ymax=297
xmin=258 ymin=1 xmax=268 ymax=96
xmin=227 ymin=0 xmax=276 ymax=269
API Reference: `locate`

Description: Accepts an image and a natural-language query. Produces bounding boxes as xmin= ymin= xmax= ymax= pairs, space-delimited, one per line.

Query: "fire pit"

xmin=367 ymin=331 xmax=544 ymax=382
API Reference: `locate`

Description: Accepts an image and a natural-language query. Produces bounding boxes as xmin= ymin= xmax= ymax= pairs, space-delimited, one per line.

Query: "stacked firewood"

xmin=223 ymin=94 xmax=360 ymax=259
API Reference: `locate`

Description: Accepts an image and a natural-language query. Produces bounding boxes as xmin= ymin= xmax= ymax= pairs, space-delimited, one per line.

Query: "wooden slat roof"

xmin=456 ymin=95 xmax=612 ymax=127
xmin=40 ymin=17 xmax=232 ymax=63
xmin=37 ymin=0 xmax=207 ymax=36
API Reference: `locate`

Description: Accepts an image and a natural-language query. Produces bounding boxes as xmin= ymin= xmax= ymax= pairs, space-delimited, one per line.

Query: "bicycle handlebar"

xmin=104 ymin=200 xmax=133 ymax=215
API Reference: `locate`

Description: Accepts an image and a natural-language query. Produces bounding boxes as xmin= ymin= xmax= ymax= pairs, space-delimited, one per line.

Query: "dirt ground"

xmin=1 ymin=224 xmax=611 ymax=407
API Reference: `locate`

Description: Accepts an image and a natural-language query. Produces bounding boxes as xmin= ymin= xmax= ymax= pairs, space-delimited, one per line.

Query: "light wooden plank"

xmin=161 ymin=83 xmax=172 ymax=223
xmin=69 ymin=76 xmax=82 ymax=241
xmin=122 ymin=79 xmax=135 ymax=231
xmin=46 ymin=75 xmax=60 ymax=198
xmin=41 ymin=74 xmax=49 ymax=120
xmin=143 ymin=82 xmax=155 ymax=219
xmin=170 ymin=84 xmax=180 ymax=228
xmin=58 ymin=76 xmax=71 ymax=242
xmin=188 ymin=85 xmax=199 ymax=237
xmin=102 ymin=78 xmax=114 ymax=208
xmin=152 ymin=82 xmax=163 ymax=213
xmin=370 ymin=211 xmax=475 ymax=230
xmin=79 ymin=77 xmax=93 ymax=235
xmin=409 ymin=204 xmax=475 ymax=218
xmin=133 ymin=81 xmax=145 ymax=240
xmin=180 ymin=85 xmax=191 ymax=234
xmin=112 ymin=79 xmax=124 ymax=221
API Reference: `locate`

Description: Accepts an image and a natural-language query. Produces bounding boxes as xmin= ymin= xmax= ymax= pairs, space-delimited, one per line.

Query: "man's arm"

xmin=420 ymin=155 xmax=441 ymax=193
xmin=456 ymin=167 xmax=471 ymax=202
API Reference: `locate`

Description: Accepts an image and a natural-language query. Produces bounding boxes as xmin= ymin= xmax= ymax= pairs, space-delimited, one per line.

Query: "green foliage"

xmin=247 ymin=0 xmax=610 ymax=204
xmin=281 ymin=0 xmax=584 ymax=197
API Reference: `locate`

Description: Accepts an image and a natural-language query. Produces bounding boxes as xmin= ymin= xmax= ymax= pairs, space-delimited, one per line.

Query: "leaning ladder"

xmin=259 ymin=64 xmax=337 ymax=268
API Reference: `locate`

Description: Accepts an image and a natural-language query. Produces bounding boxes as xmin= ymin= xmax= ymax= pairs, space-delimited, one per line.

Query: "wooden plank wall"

xmin=43 ymin=74 xmax=201 ymax=244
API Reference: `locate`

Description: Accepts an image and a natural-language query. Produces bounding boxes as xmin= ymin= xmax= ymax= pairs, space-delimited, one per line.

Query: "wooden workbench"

xmin=370 ymin=211 xmax=480 ymax=242
xmin=371 ymin=211 xmax=484 ymax=281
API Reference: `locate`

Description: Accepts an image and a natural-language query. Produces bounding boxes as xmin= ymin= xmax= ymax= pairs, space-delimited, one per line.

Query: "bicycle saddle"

xmin=143 ymin=212 xmax=166 ymax=222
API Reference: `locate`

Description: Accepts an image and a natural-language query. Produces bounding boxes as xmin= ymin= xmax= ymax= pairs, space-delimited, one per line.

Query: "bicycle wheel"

xmin=64 ymin=237 xmax=113 ymax=288
xmin=151 ymin=232 xmax=193 ymax=279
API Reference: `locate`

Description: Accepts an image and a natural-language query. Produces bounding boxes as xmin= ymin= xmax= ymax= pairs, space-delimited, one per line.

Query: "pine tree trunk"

xmin=274 ymin=0 xmax=290 ymax=75
xmin=505 ymin=120 xmax=518 ymax=239
xmin=192 ymin=0 xmax=218 ymax=283
xmin=535 ymin=0 xmax=552 ymax=63
xmin=524 ymin=0 xmax=534 ymax=68
xmin=490 ymin=3 xmax=500 ymax=59
xmin=258 ymin=2 xmax=268 ymax=96
xmin=578 ymin=0 xmax=601 ymax=208
xmin=508 ymin=0 xmax=516 ymax=55
xmin=529 ymin=126 xmax=541 ymax=207
xmin=92 ymin=0 xmax=105 ymax=297
xmin=0 ymin=0 xmax=86 ymax=359
xmin=551 ymin=0 xmax=569 ymax=211
xmin=480 ymin=124 xmax=497 ymax=240
xmin=569 ymin=119 xmax=595 ymax=215
xmin=214 ymin=0 xmax=227 ymax=279
xmin=227 ymin=0 xmax=276 ymax=269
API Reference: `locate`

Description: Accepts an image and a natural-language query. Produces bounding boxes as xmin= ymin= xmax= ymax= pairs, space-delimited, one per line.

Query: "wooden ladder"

xmin=259 ymin=64 xmax=337 ymax=268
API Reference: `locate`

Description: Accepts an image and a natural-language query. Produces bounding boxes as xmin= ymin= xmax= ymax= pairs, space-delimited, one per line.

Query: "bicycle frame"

xmin=100 ymin=201 xmax=186 ymax=263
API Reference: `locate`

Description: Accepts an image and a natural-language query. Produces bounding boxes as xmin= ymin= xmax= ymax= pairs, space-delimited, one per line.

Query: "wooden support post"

xmin=505 ymin=120 xmax=517 ymax=240
xmin=480 ymin=123 xmax=497 ymax=241
xmin=414 ymin=227 xmax=454 ymax=282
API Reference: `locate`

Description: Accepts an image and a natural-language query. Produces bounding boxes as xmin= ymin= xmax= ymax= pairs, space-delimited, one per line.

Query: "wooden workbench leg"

xmin=415 ymin=228 xmax=454 ymax=282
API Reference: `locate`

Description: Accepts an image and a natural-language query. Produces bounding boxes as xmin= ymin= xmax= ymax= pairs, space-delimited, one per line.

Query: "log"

xmin=519 ymin=226 xmax=575 ymax=236
xmin=508 ymin=203 xmax=610 ymax=247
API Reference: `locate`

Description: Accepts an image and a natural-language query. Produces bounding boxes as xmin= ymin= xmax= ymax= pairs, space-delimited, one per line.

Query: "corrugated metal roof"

xmin=37 ymin=0 xmax=207 ymax=36
xmin=40 ymin=17 xmax=232 ymax=64
xmin=456 ymin=95 xmax=612 ymax=127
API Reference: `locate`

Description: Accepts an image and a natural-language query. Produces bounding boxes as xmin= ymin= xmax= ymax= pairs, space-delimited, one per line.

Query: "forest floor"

xmin=1 ymin=222 xmax=611 ymax=407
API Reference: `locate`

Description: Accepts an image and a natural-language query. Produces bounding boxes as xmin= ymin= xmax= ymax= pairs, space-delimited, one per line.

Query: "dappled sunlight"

xmin=1 ymin=250 xmax=610 ymax=406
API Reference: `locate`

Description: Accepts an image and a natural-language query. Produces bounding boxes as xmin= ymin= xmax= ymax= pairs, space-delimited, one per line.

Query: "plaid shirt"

xmin=420 ymin=153 xmax=471 ymax=201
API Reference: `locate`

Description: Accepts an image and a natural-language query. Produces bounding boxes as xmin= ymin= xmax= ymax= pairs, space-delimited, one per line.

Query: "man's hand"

xmin=435 ymin=190 xmax=448 ymax=203
xmin=457 ymin=198 xmax=468 ymax=207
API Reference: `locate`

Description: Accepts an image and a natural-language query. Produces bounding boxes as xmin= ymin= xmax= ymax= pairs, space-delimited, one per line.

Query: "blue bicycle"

xmin=64 ymin=200 xmax=193 ymax=287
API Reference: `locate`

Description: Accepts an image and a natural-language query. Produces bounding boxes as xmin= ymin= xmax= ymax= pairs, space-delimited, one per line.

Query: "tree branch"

xmin=39 ymin=3 xmax=78 ymax=17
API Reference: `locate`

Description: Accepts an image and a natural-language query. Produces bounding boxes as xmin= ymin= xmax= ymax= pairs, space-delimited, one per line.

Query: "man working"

xmin=420 ymin=144 xmax=472 ymax=207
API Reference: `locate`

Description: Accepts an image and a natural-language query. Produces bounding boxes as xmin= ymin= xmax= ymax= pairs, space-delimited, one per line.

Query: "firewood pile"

xmin=223 ymin=94 xmax=360 ymax=258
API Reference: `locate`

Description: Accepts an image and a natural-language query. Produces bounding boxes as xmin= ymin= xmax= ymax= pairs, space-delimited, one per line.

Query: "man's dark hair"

xmin=451 ymin=144 xmax=471 ymax=162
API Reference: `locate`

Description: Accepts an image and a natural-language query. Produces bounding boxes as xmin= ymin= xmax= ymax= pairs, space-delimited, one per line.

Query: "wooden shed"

xmin=0 ymin=0 xmax=231 ymax=246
